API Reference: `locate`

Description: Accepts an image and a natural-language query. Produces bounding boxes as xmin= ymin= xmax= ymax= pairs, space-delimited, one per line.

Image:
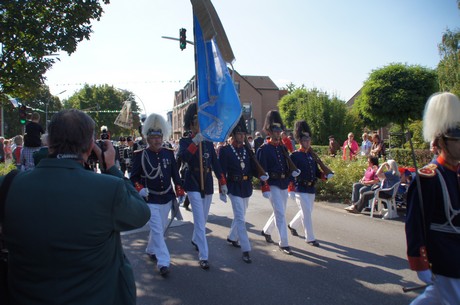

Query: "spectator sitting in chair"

xmin=344 ymin=156 xmax=379 ymax=213
xmin=346 ymin=159 xmax=400 ymax=214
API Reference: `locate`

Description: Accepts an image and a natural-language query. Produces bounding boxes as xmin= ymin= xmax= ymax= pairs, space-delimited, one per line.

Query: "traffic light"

xmin=19 ymin=105 xmax=27 ymax=124
xmin=179 ymin=28 xmax=187 ymax=51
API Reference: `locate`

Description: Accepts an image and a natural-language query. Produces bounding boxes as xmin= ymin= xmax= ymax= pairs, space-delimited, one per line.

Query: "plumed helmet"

xmin=294 ymin=120 xmax=311 ymax=142
xmin=231 ymin=116 xmax=248 ymax=135
xmin=142 ymin=113 xmax=171 ymax=139
xmin=263 ymin=110 xmax=284 ymax=134
xmin=423 ymin=92 xmax=460 ymax=142
xmin=100 ymin=125 xmax=108 ymax=133
xmin=183 ymin=103 xmax=197 ymax=131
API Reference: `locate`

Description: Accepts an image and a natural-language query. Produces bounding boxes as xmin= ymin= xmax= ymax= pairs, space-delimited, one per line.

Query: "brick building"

xmin=170 ymin=71 xmax=287 ymax=140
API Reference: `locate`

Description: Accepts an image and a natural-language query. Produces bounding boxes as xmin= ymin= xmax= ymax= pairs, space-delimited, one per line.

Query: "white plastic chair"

xmin=370 ymin=182 xmax=400 ymax=219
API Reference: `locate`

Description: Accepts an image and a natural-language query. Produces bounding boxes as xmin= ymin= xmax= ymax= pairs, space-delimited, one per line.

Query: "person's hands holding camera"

xmin=92 ymin=140 xmax=115 ymax=171
xmin=102 ymin=140 xmax=116 ymax=169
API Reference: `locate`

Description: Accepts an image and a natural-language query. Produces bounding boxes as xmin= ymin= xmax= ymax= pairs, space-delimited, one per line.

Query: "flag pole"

xmin=193 ymin=13 xmax=206 ymax=198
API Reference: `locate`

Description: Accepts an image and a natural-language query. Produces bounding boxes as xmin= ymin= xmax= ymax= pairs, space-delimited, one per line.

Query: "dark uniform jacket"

xmin=219 ymin=143 xmax=258 ymax=198
xmin=405 ymin=156 xmax=460 ymax=278
xmin=177 ymin=137 xmax=223 ymax=194
xmin=130 ymin=147 xmax=182 ymax=204
xmin=256 ymin=141 xmax=290 ymax=189
xmin=290 ymin=149 xmax=323 ymax=194
xmin=1 ymin=158 xmax=150 ymax=305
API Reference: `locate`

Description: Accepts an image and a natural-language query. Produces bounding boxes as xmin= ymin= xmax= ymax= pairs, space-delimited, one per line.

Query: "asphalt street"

xmin=122 ymin=186 xmax=422 ymax=305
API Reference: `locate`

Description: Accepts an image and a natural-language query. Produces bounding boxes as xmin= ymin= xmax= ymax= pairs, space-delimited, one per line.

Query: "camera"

xmin=101 ymin=130 xmax=109 ymax=140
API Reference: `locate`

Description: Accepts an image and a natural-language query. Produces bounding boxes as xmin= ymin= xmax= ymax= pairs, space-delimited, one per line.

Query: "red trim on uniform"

xmin=219 ymin=173 xmax=227 ymax=186
xmin=437 ymin=155 xmax=459 ymax=172
xmin=175 ymin=185 xmax=185 ymax=197
xmin=231 ymin=141 xmax=243 ymax=148
xmin=408 ymin=246 xmax=430 ymax=271
xmin=134 ymin=182 xmax=144 ymax=192
xmin=187 ymin=143 xmax=198 ymax=154
xmin=268 ymin=139 xmax=281 ymax=146
xmin=288 ymin=182 xmax=295 ymax=192
xmin=261 ymin=183 xmax=270 ymax=193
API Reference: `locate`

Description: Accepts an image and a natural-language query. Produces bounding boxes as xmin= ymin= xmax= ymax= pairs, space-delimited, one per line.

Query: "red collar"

xmin=268 ymin=139 xmax=281 ymax=146
xmin=231 ymin=141 xmax=243 ymax=148
xmin=437 ymin=155 xmax=460 ymax=172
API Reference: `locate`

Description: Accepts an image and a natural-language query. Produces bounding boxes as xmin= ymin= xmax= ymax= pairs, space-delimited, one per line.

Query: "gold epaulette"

xmin=133 ymin=149 xmax=144 ymax=154
xmin=418 ymin=163 xmax=437 ymax=178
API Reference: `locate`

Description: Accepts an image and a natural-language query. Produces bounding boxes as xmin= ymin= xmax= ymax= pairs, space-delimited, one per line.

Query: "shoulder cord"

xmin=430 ymin=169 xmax=460 ymax=234
xmin=140 ymin=150 xmax=171 ymax=195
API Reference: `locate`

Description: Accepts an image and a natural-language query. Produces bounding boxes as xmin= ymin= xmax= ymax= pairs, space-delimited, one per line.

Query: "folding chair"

xmin=370 ymin=182 xmax=400 ymax=219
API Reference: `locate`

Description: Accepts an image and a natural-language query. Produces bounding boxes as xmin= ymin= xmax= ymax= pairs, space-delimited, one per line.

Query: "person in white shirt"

xmin=360 ymin=133 xmax=372 ymax=157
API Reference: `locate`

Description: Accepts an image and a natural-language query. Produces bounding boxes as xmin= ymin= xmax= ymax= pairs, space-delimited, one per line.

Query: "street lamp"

xmin=46 ymin=89 xmax=66 ymax=131
xmin=116 ymin=88 xmax=147 ymax=115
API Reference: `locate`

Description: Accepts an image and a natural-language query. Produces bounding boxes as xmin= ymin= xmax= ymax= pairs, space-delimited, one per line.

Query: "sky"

xmin=45 ymin=0 xmax=459 ymax=117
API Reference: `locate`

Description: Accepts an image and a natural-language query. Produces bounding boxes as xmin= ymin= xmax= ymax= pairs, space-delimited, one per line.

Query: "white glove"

xmin=178 ymin=196 xmax=185 ymax=204
xmin=291 ymin=169 xmax=301 ymax=178
xmin=289 ymin=192 xmax=296 ymax=200
xmin=220 ymin=184 xmax=228 ymax=196
xmin=219 ymin=193 xmax=227 ymax=203
xmin=259 ymin=173 xmax=269 ymax=181
xmin=417 ymin=270 xmax=433 ymax=284
xmin=326 ymin=173 xmax=334 ymax=180
xmin=138 ymin=188 xmax=148 ymax=198
xmin=192 ymin=133 xmax=204 ymax=145
xmin=262 ymin=191 xmax=271 ymax=199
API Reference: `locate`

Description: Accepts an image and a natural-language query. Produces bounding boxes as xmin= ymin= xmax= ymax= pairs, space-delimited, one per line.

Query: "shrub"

xmin=0 ymin=162 xmax=17 ymax=176
xmin=250 ymin=145 xmax=433 ymax=202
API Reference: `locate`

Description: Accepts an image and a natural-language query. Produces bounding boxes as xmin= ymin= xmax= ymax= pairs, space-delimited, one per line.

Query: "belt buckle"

xmin=280 ymin=174 xmax=286 ymax=179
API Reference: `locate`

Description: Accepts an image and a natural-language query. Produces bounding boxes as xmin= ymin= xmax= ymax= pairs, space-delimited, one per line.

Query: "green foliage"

xmin=355 ymin=63 xmax=438 ymax=130
xmin=437 ymin=28 xmax=460 ymax=96
xmin=252 ymin=146 xmax=431 ymax=202
xmin=64 ymin=84 xmax=141 ymax=138
xmin=0 ymin=85 xmax=62 ymax=137
xmin=0 ymin=162 xmax=16 ymax=176
xmin=278 ymin=87 xmax=353 ymax=145
xmin=316 ymin=157 xmax=367 ymax=201
xmin=0 ymin=0 xmax=110 ymax=96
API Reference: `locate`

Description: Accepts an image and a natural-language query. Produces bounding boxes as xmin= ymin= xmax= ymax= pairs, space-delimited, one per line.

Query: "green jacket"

xmin=1 ymin=158 xmax=150 ymax=305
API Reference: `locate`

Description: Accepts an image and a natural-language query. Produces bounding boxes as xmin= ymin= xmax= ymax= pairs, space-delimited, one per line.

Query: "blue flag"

xmin=194 ymin=15 xmax=241 ymax=142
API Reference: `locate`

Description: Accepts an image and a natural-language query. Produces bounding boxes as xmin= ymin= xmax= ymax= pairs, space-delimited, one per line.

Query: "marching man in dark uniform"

xmin=130 ymin=113 xmax=184 ymax=277
xmin=257 ymin=110 xmax=300 ymax=255
xmin=124 ymin=136 xmax=135 ymax=177
xmin=177 ymin=103 xmax=227 ymax=270
xmin=219 ymin=117 xmax=268 ymax=263
xmin=287 ymin=120 xmax=333 ymax=248
xmin=405 ymin=92 xmax=460 ymax=304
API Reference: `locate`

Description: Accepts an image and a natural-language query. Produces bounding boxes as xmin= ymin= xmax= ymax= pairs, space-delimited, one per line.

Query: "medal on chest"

xmin=231 ymin=145 xmax=246 ymax=170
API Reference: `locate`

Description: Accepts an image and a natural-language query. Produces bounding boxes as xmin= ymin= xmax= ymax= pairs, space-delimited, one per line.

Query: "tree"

xmin=278 ymin=87 xmax=353 ymax=145
xmin=64 ymin=84 xmax=141 ymax=138
xmin=354 ymin=63 xmax=438 ymax=131
xmin=0 ymin=0 xmax=110 ymax=97
xmin=0 ymin=85 xmax=63 ymax=137
xmin=437 ymin=28 xmax=460 ymax=96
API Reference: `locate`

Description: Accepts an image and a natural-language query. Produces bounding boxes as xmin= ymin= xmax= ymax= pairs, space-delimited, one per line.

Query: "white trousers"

xmin=188 ymin=191 xmax=213 ymax=260
xmin=262 ymin=186 xmax=289 ymax=247
xmin=228 ymin=194 xmax=251 ymax=252
xmin=289 ymin=192 xmax=316 ymax=242
xmin=145 ymin=201 xmax=172 ymax=268
xmin=410 ymin=275 xmax=460 ymax=305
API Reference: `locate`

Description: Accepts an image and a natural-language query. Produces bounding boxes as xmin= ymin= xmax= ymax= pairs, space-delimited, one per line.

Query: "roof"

xmin=242 ymin=75 xmax=279 ymax=90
